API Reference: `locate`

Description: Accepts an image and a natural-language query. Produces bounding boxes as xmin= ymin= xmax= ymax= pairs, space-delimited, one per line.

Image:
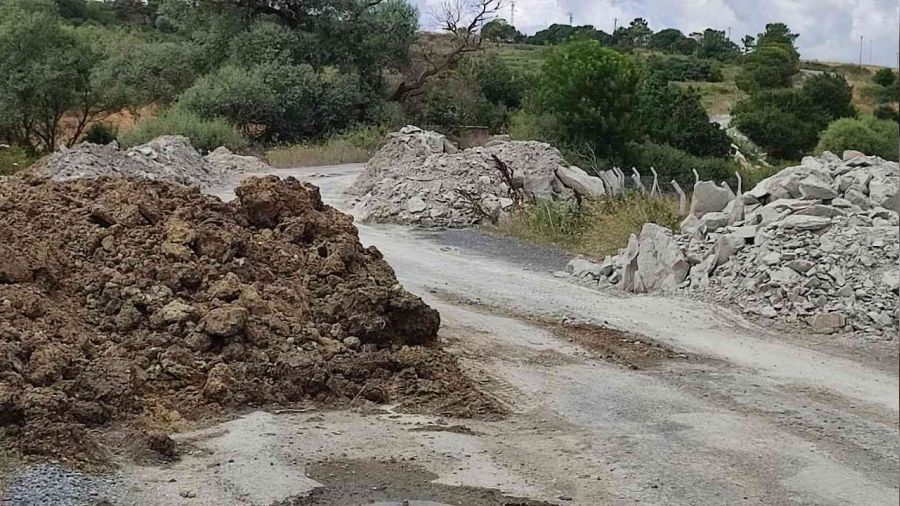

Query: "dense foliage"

xmin=816 ymin=117 xmax=899 ymax=161
xmin=531 ymin=39 xmax=639 ymax=158
xmin=637 ymin=78 xmax=731 ymax=158
xmin=645 ymin=55 xmax=723 ymax=82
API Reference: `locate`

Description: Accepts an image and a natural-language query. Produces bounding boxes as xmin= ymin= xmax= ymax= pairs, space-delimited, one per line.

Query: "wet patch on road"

xmin=276 ymin=458 xmax=555 ymax=506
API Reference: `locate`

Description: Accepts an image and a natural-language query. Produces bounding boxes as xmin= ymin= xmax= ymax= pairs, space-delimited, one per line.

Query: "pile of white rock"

xmin=567 ymin=151 xmax=899 ymax=338
xmin=347 ymin=126 xmax=609 ymax=227
xmin=32 ymin=136 xmax=256 ymax=188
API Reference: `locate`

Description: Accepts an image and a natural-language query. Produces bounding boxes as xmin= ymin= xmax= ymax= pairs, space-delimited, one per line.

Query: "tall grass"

xmin=496 ymin=193 xmax=681 ymax=258
xmin=119 ymin=108 xmax=248 ymax=153
xmin=266 ymin=125 xmax=388 ymax=168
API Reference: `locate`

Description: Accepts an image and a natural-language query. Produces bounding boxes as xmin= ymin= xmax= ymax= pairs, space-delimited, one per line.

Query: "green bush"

xmin=815 ymin=116 xmax=899 ymax=161
xmin=873 ymin=68 xmax=897 ymax=87
xmin=874 ymin=104 xmax=899 ymax=123
xmin=800 ymin=72 xmax=856 ymax=121
xmin=119 ymin=108 xmax=248 ymax=153
xmin=735 ymin=43 xmax=798 ymax=92
xmin=531 ymin=39 xmax=639 ymax=158
xmin=463 ymin=55 xmax=526 ymax=109
xmin=637 ymin=78 xmax=731 ymax=158
xmin=420 ymin=79 xmax=508 ymax=133
xmin=177 ymin=63 xmax=367 ymax=142
xmin=83 ymin=122 xmax=117 ymax=145
xmin=732 ymin=88 xmax=824 ymax=159
xmin=645 ymin=55 xmax=723 ymax=82
xmin=0 ymin=145 xmax=33 ymax=175
xmin=626 ymin=141 xmax=739 ymax=185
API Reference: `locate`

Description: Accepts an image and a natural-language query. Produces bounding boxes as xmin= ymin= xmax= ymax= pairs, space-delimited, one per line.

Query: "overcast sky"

xmin=412 ymin=0 xmax=900 ymax=67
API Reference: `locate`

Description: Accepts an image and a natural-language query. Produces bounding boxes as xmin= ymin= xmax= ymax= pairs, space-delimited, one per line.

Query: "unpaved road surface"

xmin=113 ymin=164 xmax=899 ymax=505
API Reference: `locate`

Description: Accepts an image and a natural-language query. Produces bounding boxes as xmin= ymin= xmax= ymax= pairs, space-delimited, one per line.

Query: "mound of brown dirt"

xmin=0 ymin=175 xmax=495 ymax=465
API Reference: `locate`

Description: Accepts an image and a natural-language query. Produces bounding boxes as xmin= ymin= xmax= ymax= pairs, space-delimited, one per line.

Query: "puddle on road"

xmin=275 ymin=459 xmax=553 ymax=506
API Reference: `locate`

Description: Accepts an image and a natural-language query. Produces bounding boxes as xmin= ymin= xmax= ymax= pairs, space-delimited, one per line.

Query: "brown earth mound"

xmin=0 ymin=175 xmax=496 ymax=465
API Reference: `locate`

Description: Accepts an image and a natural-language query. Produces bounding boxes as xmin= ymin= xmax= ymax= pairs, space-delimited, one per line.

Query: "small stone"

xmin=407 ymin=196 xmax=427 ymax=213
xmin=785 ymin=259 xmax=815 ymax=274
xmin=342 ymin=336 xmax=361 ymax=349
xmin=811 ymin=312 xmax=845 ymax=333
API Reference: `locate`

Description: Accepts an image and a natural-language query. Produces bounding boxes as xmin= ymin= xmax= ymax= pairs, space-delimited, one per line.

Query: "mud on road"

xmin=3 ymin=163 xmax=897 ymax=506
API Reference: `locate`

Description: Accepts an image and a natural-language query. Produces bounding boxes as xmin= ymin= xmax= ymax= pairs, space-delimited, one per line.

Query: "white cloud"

xmin=409 ymin=0 xmax=900 ymax=66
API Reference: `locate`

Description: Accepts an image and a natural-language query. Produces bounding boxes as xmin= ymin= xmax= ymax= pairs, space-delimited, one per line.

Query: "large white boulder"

xmin=555 ymin=165 xmax=606 ymax=197
xmin=689 ymin=181 xmax=734 ymax=217
xmin=632 ymin=223 xmax=690 ymax=293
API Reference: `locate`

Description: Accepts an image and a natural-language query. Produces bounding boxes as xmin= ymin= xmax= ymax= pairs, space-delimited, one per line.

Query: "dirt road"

xmin=119 ymin=164 xmax=899 ymax=505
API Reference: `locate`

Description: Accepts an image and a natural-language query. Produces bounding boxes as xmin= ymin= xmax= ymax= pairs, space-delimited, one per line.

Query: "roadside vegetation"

xmin=0 ymin=0 xmax=895 ymax=255
xmin=495 ymin=193 xmax=681 ymax=258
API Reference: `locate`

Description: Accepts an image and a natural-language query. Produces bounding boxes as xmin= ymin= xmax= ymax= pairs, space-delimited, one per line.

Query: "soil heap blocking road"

xmin=348 ymin=126 xmax=608 ymax=227
xmin=0 ymin=175 xmax=496 ymax=465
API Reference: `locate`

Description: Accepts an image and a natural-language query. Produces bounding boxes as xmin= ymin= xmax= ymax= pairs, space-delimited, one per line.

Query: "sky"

xmin=411 ymin=0 xmax=900 ymax=67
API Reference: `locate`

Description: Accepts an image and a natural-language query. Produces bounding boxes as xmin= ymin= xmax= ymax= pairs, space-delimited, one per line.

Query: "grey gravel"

xmin=2 ymin=464 xmax=121 ymax=506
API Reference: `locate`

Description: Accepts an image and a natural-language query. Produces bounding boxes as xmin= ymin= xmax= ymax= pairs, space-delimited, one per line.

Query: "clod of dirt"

xmin=0 ymin=175 xmax=495 ymax=465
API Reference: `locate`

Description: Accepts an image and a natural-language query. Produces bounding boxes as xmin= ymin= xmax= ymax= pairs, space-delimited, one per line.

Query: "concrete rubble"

xmin=30 ymin=136 xmax=258 ymax=188
xmin=347 ymin=126 xmax=611 ymax=227
xmin=566 ymin=152 xmax=899 ymax=338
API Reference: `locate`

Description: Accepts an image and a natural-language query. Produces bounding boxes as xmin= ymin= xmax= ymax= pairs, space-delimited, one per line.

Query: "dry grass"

xmin=496 ymin=193 xmax=681 ymax=258
xmin=266 ymin=126 xmax=389 ymax=168
xmin=266 ymin=141 xmax=374 ymax=168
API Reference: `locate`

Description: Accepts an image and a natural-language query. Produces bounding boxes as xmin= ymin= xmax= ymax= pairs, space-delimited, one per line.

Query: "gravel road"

xmin=7 ymin=163 xmax=896 ymax=505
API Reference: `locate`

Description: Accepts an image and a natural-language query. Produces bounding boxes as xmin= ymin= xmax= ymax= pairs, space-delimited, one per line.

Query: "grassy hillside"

xmin=484 ymin=43 xmax=894 ymax=116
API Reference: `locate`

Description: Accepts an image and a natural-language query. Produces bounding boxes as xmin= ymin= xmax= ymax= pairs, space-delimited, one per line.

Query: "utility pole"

xmin=568 ymin=12 xmax=573 ymax=25
xmin=859 ymin=35 xmax=863 ymax=67
xmin=868 ymin=40 xmax=873 ymax=64
xmin=727 ymin=26 xmax=731 ymax=40
xmin=510 ymin=1 xmax=515 ymax=26
xmin=613 ymin=17 xmax=617 ymax=32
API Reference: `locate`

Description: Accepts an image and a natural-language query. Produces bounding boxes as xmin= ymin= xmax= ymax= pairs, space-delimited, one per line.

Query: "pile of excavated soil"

xmin=29 ymin=136 xmax=253 ymax=188
xmin=348 ymin=126 xmax=607 ymax=227
xmin=0 ymin=175 xmax=497 ymax=465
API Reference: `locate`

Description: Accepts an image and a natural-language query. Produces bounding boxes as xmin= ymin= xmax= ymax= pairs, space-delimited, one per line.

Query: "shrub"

xmin=637 ymin=78 xmax=731 ymax=158
xmin=800 ymin=72 xmax=856 ymax=121
xmin=419 ymin=79 xmax=508 ymax=133
xmin=531 ymin=39 xmax=639 ymax=158
xmin=463 ymin=55 xmax=526 ymax=109
xmin=873 ymin=68 xmax=897 ymax=87
xmin=732 ymin=88 xmax=825 ymax=159
xmin=815 ymin=116 xmax=899 ymax=161
xmin=496 ymin=193 xmax=681 ymax=258
xmin=119 ymin=108 xmax=248 ymax=153
xmin=0 ymin=145 xmax=33 ymax=175
xmin=735 ymin=43 xmax=798 ymax=92
xmin=626 ymin=141 xmax=739 ymax=185
xmin=507 ymin=110 xmax=558 ymax=142
xmin=83 ymin=123 xmax=117 ymax=145
xmin=873 ymin=104 xmax=899 ymax=123
xmin=645 ymin=55 xmax=723 ymax=82
xmin=266 ymin=124 xmax=389 ymax=167
xmin=177 ymin=63 xmax=367 ymax=142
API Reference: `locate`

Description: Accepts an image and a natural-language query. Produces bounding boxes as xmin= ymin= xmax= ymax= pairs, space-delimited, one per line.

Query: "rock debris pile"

xmin=30 ymin=136 xmax=255 ymax=188
xmin=348 ymin=126 xmax=609 ymax=227
xmin=0 ymin=175 xmax=493 ymax=463
xmin=567 ymin=151 xmax=899 ymax=338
